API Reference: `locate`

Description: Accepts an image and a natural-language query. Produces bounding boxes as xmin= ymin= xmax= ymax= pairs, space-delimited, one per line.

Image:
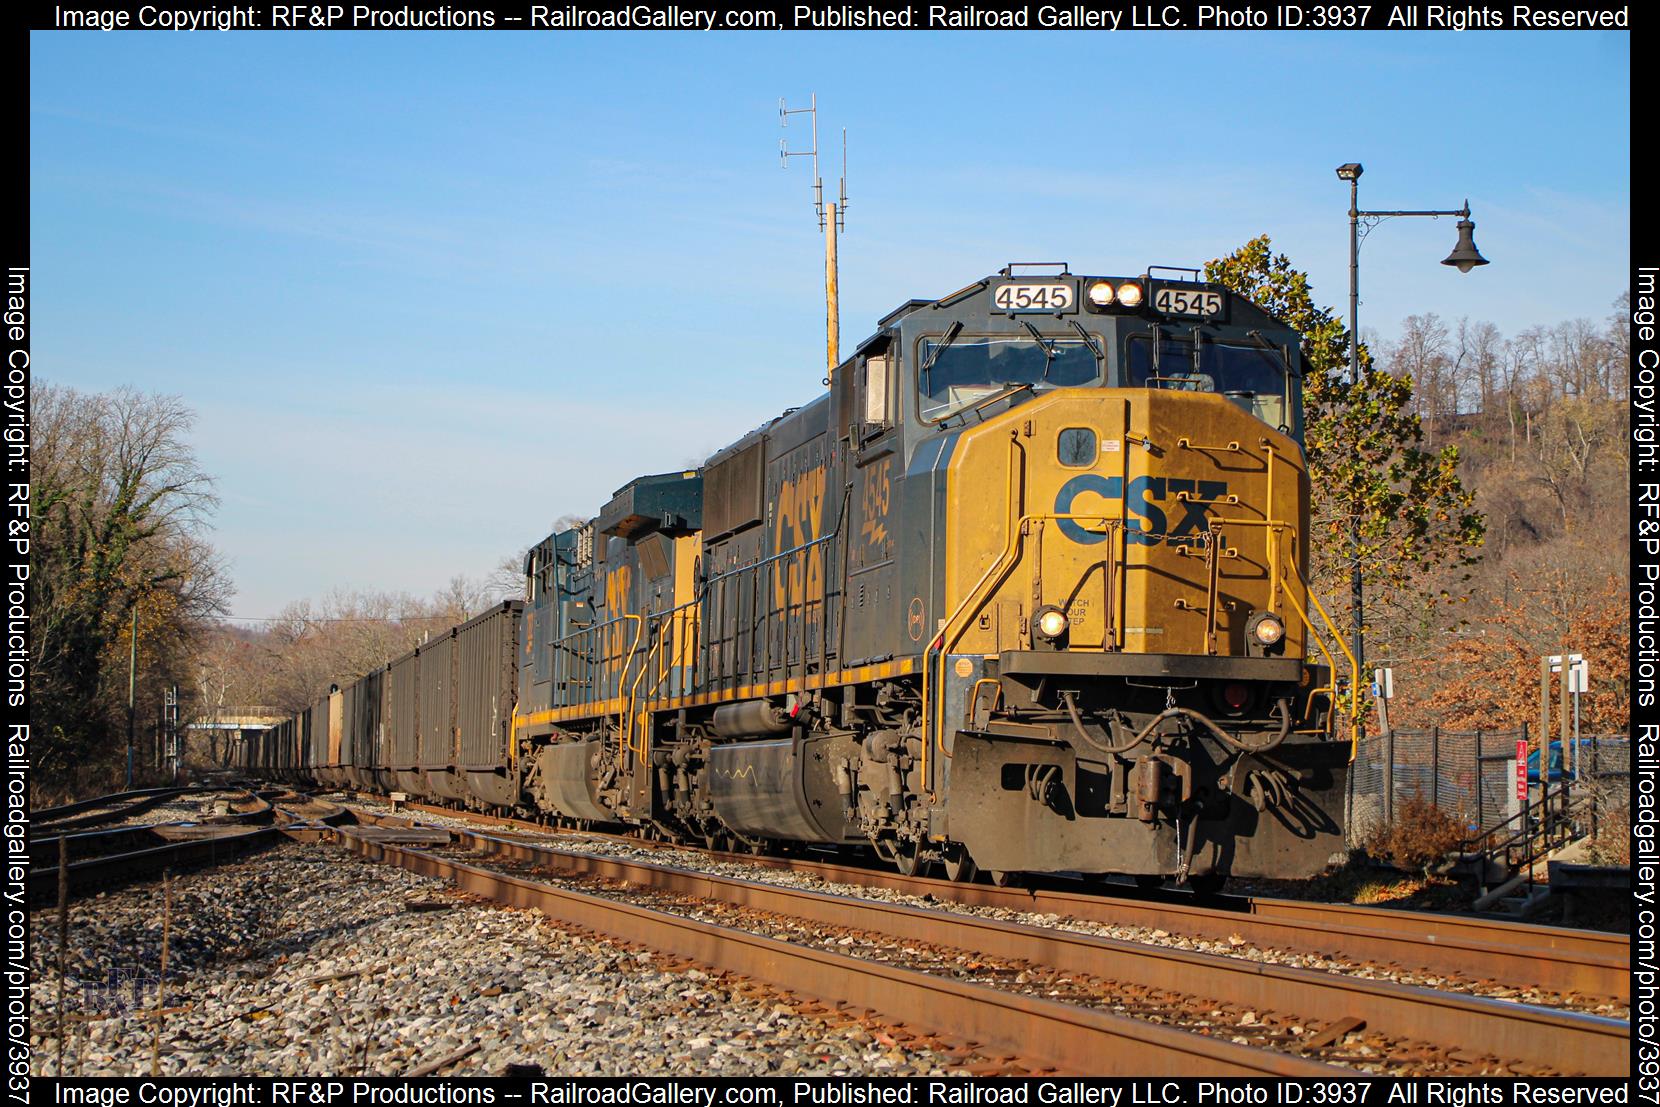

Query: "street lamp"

xmin=1335 ymin=162 xmax=1488 ymax=731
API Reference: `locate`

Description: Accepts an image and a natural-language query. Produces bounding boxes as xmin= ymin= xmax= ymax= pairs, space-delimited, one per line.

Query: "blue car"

xmin=1525 ymin=739 xmax=1623 ymax=783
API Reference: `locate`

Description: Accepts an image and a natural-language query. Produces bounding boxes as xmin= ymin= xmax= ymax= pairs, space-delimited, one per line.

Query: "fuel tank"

xmin=705 ymin=734 xmax=861 ymax=844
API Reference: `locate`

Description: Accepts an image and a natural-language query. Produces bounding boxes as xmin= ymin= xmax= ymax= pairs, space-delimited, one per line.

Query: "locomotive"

xmin=249 ymin=265 xmax=1358 ymax=889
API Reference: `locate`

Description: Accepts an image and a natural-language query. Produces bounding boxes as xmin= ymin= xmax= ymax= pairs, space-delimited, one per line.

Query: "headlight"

xmin=1116 ymin=281 xmax=1144 ymax=308
xmin=1035 ymin=606 xmax=1070 ymax=641
xmin=1087 ymin=280 xmax=1115 ymax=306
xmin=1251 ymin=613 xmax=1285 ymax=646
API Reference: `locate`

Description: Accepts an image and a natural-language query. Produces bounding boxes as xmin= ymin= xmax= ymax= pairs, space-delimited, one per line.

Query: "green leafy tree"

xmin=1205 ymin=236 xmax=1485 ymax=654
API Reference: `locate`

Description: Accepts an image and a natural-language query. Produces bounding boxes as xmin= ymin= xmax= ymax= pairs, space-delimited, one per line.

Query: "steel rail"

xmin=34 ymin=786 xmax=195 ymax=823
xmin=387 ymin=798 xmax=1629 ymax=1003
xmin=30 ymin=792 xmax=275 ymax=853
xmin=26 ymin=826 xmax=279 ymax=907
xmin=32 ymin=787 xmax=203 ymax=832
xmin=329 ymin=824 xmax=1340 ymax=1076
xmin=392 ymin=819 xmax=1628 ymax=1076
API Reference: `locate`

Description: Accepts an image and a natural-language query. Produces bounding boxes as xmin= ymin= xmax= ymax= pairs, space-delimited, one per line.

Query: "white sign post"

xmin=1372 ymin=667 xmax=1394 ymax=733
xmin=1547 ymin=654 xmax=1590 ymax=779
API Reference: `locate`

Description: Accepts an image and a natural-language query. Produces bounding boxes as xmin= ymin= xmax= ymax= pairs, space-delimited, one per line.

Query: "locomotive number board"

xmin=1151 ymin=283 xmax=1226 ymax=319
xmin=991 ymin=281 xmax=1077 ymax=313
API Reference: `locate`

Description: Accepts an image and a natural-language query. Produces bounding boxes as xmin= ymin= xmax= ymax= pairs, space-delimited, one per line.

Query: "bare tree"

xmin=1385 ymin=313 xmax=1453 ymax=446
xmin=33 ymin=384 xmax=231 ymax=784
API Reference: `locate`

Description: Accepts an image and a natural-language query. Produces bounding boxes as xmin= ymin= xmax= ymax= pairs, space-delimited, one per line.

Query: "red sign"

xmin=1515 ymin=739 xmax=1528 ymax=808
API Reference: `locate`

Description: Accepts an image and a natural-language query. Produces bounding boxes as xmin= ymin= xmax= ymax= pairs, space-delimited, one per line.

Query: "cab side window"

xmin=861 ymin=354 xmax=893 ymax=439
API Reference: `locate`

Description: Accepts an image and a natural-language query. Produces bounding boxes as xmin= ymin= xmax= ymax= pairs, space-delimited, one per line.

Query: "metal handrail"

xmin=924 ymin=511 xmax=1131 ymax=788
xmin=535 ymin=530 xmax=842 ymax=757
xmin=699 ymin=531 xmax=838 ymax=694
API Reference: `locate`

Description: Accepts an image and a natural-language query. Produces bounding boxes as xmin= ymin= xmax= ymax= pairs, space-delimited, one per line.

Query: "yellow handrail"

xmin=921 ymin=432 xmax=1025 ymax=796
xmin=924 ymin=511 xmax=1125 ymax=788
xmin=613 ymin=613 xmax=644 ymax=762
xmin=1272 ymin=551 xmax=1359 ymax=756
xmin=625 ymin=616 xmax=673 ymax=763
xmin=1298 ymin=574 xmax=1362 ymax=756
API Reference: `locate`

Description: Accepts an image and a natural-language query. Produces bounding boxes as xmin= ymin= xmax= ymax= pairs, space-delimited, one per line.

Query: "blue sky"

xmin=30 ymin=30 xmax=1630 ymax=619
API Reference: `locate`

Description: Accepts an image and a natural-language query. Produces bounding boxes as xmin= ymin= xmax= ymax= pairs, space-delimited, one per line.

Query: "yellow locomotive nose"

xmin=942 ymin=387 xmax=1309 ymax=663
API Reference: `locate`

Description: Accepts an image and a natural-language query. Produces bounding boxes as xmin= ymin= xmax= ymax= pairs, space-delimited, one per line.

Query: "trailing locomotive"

xmin=248 ymin=265 xmax=1358 ymax=888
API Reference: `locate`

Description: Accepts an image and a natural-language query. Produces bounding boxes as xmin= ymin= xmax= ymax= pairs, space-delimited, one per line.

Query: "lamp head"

xmin=1335 ymin=163 xmax=1364 ymax=181
xmin=1441 ymin=215 xmax=1489 ymax=274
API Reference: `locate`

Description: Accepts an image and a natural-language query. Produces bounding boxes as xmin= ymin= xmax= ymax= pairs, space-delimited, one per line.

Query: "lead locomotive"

xmin=257 ymin=266 xmax=1357 ymax=889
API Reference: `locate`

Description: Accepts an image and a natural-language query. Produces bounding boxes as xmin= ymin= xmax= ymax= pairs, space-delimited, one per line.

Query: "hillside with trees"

xmin=1371 ymin=303 xmax=1629 ymax=733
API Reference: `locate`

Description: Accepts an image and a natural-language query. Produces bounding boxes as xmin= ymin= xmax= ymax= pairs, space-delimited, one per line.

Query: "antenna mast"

xmin=780 ymin=94 xmax=848 ymax=383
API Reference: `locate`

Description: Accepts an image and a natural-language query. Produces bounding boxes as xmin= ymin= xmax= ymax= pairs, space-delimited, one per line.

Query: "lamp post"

xmin=1334 ymin=163 xmax=1487 ymax=735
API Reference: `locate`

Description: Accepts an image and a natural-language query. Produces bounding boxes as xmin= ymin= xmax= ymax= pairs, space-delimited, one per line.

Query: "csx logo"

xmin=1054 ymin=475 xmax=1229 ymax=546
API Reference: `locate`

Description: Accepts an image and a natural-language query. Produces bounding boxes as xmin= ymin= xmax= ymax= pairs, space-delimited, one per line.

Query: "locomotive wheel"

xmin=941 ymin=843 xmax=978 ymax=884
xmin=988 ymin=869 xmax=1025 ymax=889
xmin=892 ymin=839 xmax=928 ymax=877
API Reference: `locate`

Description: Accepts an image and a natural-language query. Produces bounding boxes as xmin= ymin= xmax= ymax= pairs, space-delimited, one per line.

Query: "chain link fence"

xmin=1346 ymin=727 xmax=1630 ymax=846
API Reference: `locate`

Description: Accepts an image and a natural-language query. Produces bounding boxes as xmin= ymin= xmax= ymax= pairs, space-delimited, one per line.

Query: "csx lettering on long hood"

xmin=1054 ymin=473 xmax=1229 ymax=546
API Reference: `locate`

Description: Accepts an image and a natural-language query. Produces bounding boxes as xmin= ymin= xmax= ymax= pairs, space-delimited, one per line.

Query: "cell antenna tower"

xmin=780 ymin=94 xmax=848 ymax=382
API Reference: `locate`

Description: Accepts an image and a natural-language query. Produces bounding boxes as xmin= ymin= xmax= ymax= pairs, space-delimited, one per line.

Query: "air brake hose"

xmin=1061 ymin=693 xmax=1294 ymax=756
xmin=1062 ymin=691 xmax=1146 ymax=755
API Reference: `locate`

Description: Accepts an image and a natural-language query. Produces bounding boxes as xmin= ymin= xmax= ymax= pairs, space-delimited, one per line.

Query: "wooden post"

xmin=56 ymin=836 xmax=69 ymax=1075
xmin=1538 ymin=658 xmax=1550 ymax=770
xmin=151 ymin=871 xmax=172 ymax=1076
xmin=1430 ymin=725 xmax=1440 ymax=809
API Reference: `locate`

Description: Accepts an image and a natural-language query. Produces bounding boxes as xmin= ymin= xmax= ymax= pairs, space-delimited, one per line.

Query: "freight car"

xmin=253 ymin=265 xmax=1358 ymax=889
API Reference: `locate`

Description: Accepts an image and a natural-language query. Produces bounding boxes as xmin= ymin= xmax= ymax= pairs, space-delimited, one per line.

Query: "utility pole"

xmin=126 ymin=604 xmax=138 ymax=788
xmin=781 ymin=95 xmax=848 ymax=383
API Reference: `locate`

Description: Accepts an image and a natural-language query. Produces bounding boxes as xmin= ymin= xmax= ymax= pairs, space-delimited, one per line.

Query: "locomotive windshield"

xmin=919 ymin=333 xmax=1100 ymax=420
xmin=1125 ymin=335 xmax=1300 ymax=436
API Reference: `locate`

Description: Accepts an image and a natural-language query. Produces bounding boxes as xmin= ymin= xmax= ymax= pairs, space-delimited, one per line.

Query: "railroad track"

xmin=28 ymin=825 xmax=279 ymax=906
xmin=33 ymin=786 xmax=202 ymax=833
xmin=328 ymin=820 xmax=1329 ymax=1076
xmin=379 ymin=795 xmax=1630 ymax=1006
xmin=318 ymin=802 xmax=1627 ymax=1076
xmin=30 ymin=790 xmax=280 ymax=906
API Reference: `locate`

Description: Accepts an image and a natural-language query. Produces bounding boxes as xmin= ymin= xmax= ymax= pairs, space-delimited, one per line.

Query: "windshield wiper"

xmin=939 ymin=381 xmax=1035 ymax=428
xmin=1238 ymin=329 xmax=1295 ymax=376
xmin=1068 ymin=320 xmax=1104 ymax=366
xmin=919 ymin=320 xmax=964 ymax=389
xmin=1019 ymin=320 xmax=1057 ymax=380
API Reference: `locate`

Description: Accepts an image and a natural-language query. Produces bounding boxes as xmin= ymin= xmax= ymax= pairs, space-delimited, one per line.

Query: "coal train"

xmin=246 ymin=265 xmax=1358 ymax=888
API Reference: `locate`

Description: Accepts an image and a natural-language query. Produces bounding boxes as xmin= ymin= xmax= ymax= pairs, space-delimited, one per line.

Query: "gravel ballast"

xmin=30 ymin=843 xmax=1002 ymax=1077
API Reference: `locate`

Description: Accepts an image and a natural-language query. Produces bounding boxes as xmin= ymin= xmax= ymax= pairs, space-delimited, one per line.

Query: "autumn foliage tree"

xmin=1397 ymin=556 xmax=1627 ymax=733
